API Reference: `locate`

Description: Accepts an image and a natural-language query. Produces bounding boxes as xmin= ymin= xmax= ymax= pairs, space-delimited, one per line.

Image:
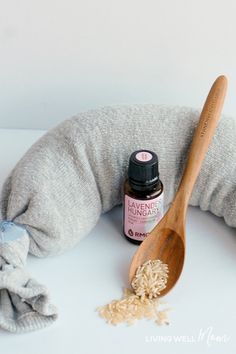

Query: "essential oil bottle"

xmin=123 ymin=150 xmax=164 ymax=245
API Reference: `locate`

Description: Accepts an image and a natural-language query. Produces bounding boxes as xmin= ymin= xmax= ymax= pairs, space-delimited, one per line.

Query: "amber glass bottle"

xmin=123 ymin=150 xmax=164 ymax=245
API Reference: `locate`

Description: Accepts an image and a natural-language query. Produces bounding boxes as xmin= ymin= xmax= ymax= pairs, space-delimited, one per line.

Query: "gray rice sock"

xmin=0 ymin=104 xmax=235 ymax=333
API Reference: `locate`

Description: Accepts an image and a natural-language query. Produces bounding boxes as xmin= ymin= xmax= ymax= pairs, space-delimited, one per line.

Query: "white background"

xmin=0 ymin=2 xmax=236 ymax=352
xmin=1 ymin=0 xmax=236 ymax=129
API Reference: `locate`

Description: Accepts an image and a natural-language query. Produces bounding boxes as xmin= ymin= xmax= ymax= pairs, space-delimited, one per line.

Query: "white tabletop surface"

xmin=0 ymin=129 xmax=236 ymax=354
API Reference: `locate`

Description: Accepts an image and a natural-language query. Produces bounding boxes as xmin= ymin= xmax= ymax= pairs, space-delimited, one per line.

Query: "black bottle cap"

xmin=128 ymin=150 xmax=159 ymax=187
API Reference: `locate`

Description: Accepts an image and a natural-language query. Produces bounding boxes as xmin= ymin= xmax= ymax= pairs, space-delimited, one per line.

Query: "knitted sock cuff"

xmin=0 ymin=221 xmax=58 ymax=333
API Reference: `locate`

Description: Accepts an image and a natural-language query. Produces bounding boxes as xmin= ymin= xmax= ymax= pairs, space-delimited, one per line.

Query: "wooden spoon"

xmin=129 ymin=75 xmax=228 ymax=296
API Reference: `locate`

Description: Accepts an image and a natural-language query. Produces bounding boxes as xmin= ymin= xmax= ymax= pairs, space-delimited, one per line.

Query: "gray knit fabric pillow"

xmin=0 ymin=104 xmax=236 ymax=333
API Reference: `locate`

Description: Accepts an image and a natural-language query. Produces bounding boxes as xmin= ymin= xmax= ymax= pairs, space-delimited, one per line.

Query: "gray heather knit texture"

xmin=0 ymin=104 xmax=236 ymax=333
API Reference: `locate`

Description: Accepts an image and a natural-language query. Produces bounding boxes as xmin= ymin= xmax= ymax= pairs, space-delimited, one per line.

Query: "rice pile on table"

xmin=97 ymin=259 xmax=170 ymax=326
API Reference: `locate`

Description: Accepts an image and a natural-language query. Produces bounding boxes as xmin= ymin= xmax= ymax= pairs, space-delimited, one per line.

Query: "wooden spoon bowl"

xmin=130 ymin=226 xmax=185 ymax=296
xmin=129 ymin=75 xmax=228 ymax=296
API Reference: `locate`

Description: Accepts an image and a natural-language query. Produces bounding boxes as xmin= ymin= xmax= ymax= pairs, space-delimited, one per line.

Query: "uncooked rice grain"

xmin=97 ymin=259 xmax=170 ymax=326
xmin=131 ymin=260 xmax=169 ymax=300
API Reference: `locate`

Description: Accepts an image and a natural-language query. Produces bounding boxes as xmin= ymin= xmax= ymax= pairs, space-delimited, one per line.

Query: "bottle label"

xmin=124 ymin=193 xmax=164 ymax=241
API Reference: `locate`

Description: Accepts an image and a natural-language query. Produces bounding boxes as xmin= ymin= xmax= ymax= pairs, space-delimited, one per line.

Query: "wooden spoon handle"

xmin=175 ymin=75 xmax=227 ymax=211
